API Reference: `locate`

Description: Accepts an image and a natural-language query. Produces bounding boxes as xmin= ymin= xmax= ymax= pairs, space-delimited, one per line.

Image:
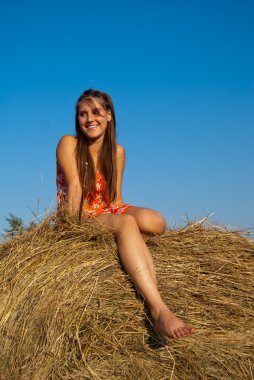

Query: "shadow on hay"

xmin=134 ymin=290 xmax=167 ymax=349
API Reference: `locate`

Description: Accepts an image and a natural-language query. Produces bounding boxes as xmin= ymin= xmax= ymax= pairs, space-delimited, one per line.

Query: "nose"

xmin=87 ymin=111 xmax=95 ymax=122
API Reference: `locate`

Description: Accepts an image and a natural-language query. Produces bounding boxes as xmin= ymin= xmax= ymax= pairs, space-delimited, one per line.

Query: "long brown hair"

xmin=75 ymin=89 xmax=117 ymax=217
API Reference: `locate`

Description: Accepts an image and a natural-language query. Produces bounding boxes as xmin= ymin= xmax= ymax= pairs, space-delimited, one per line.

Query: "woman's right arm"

xmin=56 ymin=135 xmax=82 ymax=216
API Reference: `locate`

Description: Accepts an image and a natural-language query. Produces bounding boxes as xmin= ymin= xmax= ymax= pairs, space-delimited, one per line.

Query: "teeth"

xmin=87 ymin=124 xmax=98 ymax=129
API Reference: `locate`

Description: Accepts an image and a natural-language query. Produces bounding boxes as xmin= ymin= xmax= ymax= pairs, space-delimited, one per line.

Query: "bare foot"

xmin=152 ymin=306 xmax=195 ymax=339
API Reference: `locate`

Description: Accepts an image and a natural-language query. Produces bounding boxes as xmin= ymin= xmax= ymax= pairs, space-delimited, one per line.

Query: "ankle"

xmin=149 ymin=303 xmax=169 ymax=321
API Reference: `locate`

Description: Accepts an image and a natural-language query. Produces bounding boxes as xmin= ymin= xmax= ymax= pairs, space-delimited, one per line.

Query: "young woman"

xmin=56 ymin=89 xmax=195 ymax=339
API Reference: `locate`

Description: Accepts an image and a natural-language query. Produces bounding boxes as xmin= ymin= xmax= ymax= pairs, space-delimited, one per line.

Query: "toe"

xmin=185 ymin=325 xmax=195 ymax=334
xmin=189 ymin=325 xmax=195 ymax=334
xmin=175 ymin=328 xmax=184 ymax=338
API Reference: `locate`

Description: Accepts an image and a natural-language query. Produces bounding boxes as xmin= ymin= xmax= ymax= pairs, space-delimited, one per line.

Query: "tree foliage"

xmin=4 ymin=213 xmax=36 ymax=236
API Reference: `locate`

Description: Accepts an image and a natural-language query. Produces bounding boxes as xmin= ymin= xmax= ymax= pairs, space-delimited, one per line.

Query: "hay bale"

xmin=0 ymin=215 xmax=253 ymax=379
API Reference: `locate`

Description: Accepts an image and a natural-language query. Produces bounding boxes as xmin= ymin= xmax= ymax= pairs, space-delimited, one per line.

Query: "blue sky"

xmin=0 ymin=0 xmax=253 ymax=232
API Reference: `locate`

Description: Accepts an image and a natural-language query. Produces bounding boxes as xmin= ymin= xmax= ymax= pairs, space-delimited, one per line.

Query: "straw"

xmin=0 ymin=213 xmax=253 ymax=379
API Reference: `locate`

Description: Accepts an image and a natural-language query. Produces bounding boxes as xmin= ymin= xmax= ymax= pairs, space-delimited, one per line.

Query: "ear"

xmin=107 ymin=110 xmax=112 ymax=122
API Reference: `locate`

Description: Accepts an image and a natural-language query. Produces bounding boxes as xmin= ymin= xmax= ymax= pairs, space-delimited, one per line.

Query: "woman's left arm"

xmin=114 ymin=144 xmax=125 ymax=205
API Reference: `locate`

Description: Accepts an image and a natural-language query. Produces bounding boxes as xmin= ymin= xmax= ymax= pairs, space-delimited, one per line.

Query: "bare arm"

xmin=56 ymin=135 xmax=82 ymax=216
xmin=114 ymin=144 xmax=126 ymax=205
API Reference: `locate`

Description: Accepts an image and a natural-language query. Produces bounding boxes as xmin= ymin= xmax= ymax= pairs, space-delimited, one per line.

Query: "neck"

xmin=88 ymin=137 xmax=104 ymax=172
xmin=88 ymin=135 xmax=104 ymax=157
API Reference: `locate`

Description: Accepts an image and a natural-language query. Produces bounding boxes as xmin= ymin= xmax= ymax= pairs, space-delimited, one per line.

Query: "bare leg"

xmin=95 ymin=213 xmax=195 ymax=339
xmin=124 ymin=206 xmax=166 ymax=286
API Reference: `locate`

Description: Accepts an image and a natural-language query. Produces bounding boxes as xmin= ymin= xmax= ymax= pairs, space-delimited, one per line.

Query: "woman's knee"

xmin=135 ymin=209 xmax=166 ymax=235
xmin=96 ymin=213 xmax=137 ymax=235
xmin=115 ymin=214 xmax=138 ymax=234
xmin=148 ymin=210 xmax=166 ymax=235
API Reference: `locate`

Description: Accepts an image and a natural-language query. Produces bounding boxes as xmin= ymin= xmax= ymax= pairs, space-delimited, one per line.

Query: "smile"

xmin=86 ymin=124 xmax=98 ymax=130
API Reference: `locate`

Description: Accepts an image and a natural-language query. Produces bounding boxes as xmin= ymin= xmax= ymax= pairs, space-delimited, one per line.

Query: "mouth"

xmin=86 ymin=124 xmax=98 ymax=130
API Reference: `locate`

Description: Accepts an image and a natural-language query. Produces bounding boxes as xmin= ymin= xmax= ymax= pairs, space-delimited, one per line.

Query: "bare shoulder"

xmin=56 ymin=135 xmax=77 ymax=156
xmin=116 ymin=144 xmax=125 ymax=160
xmin=57 ymin=135 xmax=77 ymax=149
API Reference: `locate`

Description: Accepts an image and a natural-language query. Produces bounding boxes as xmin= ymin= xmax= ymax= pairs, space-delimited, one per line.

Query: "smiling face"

xmin=78 ymin=98 xmax=112 ymax=143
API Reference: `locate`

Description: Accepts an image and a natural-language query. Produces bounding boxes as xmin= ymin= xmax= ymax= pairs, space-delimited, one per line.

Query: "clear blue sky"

xmin=0 ymin=0 xmax=253 ymax=232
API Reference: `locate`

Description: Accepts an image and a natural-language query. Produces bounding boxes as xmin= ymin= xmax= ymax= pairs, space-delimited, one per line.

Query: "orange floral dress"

xmin=56 ymin=162 xmax=133 ymax=218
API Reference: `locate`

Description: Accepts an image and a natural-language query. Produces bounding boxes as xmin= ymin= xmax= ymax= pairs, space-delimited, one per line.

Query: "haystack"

xmin=0 ymin=215 xmax=253 ymax=379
